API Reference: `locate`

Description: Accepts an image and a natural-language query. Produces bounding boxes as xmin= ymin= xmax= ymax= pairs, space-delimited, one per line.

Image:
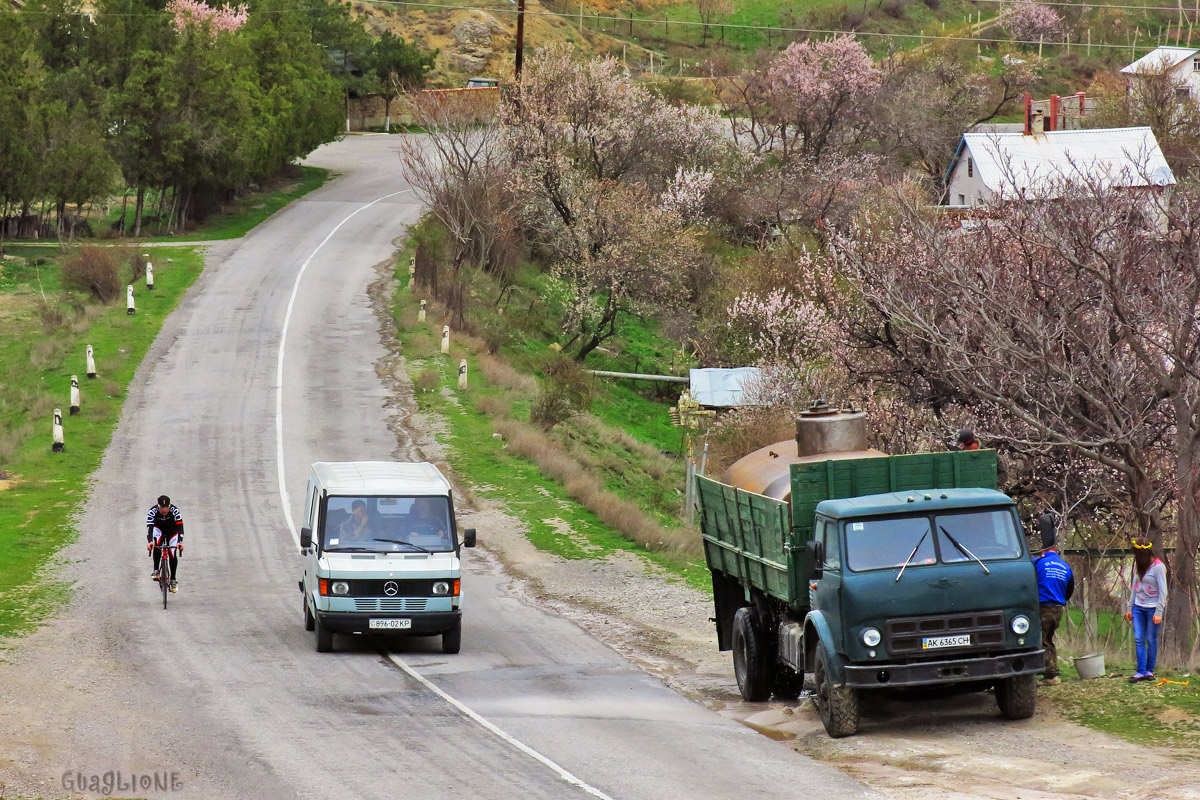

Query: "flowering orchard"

xmin=997 ymin=1 xmax=1067 ymax=43
xmin=167 ymin=0 xmax=248 ymax=34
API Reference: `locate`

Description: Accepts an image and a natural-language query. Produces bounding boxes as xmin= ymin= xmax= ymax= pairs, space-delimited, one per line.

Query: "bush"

xmin=530 ymin=357 xmax=594 ymax=431
xmin=63 ymin=246 xmax=123 ymax=303
xmin=922 ymin=0 xmax=940 ymax=9
xmin=416 ymin=368 xmax=441 ymax=393
xmin=882 ymin=0 xmax=908 ymax=19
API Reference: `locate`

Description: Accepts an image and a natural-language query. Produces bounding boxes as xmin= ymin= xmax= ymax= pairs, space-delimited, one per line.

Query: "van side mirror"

xmin=300 ymin=527 xmax=312 ymax=551
xmin=805 ymin=540 xmax=824 ymax=581
xmin=462 ymin=528 xmax=477 ymax=548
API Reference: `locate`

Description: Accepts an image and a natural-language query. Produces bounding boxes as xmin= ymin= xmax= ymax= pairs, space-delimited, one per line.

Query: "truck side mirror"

xmin=300 ymin=526 xmax=312 ymax=552
xmin=462 ymin=528 xmax=477 ymax=548
xmin=805 ymin=540 xmax=824 ymax=581
xmin=1037 ymin=513 xmax=1056 ymax=551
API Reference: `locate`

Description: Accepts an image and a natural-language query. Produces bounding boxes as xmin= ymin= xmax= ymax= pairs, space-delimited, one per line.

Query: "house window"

xmin=958 ymin=194 xmax=966 ymax=206
xmin=1193 ymin=57 xmax=1200 ymax=71
xmin=967 ymin=157 xmax=973 ymax=177
xmin=1177 ymin=86 xmax=1192 ymax=100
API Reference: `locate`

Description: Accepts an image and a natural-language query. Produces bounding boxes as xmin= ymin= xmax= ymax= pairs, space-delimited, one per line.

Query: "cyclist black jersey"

xmin=146 ymin=504 xmax=184 ymax=541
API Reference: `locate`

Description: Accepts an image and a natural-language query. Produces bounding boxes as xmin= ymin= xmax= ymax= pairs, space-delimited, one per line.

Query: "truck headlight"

xmin=862 ymin=628 xmax=882 ymax=647
xmin=1011 ymin=615 xmax=1030 ymax=635
xmin=331 ymin=581 xmax=350 ymax=596
xmin=432 ymin=581 xmax=450 ymax=596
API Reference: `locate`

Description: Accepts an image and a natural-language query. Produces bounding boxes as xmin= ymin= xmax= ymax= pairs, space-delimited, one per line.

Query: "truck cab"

xmin=298 ymin=461 xmax=476 ymax=653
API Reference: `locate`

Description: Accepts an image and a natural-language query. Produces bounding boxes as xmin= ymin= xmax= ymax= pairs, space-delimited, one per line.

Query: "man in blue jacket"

xmin=1033 ymin=513 xmax=1074 ymax=685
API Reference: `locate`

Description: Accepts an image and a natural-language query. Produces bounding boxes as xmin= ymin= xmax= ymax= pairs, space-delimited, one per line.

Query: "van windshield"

xmin=324 ymin=496 xmax=454 ymax=553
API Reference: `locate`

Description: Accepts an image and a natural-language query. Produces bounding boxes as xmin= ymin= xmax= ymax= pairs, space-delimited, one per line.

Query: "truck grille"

xmin=354 ymin=598 xmax=429 ymax=612
xmin=886 ymin=611 xmax=1005 ymax=655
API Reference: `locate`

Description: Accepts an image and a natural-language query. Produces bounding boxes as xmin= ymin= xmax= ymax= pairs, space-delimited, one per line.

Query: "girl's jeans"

xmin=1132 ymin=605 xmax=1161 ymax=675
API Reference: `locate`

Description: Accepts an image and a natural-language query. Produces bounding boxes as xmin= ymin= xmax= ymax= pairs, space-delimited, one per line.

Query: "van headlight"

xmin=331 ymin=581 xmax=350 ymax=596
xmin=432 ymin=581 xmax=450 ymax=596
xmin=862 ymin=628 xmax=882 ymax=647
xmin=1011 ymin=615 xmax=1030 ymax=635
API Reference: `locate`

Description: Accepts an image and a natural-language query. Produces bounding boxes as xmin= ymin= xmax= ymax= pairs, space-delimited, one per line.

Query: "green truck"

xmin=697 ymin=403 xmax=1044 ymax=737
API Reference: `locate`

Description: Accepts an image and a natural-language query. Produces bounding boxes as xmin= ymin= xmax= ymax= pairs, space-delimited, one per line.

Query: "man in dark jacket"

xmin=1033 ymin=513 xmax=1074 ymax=685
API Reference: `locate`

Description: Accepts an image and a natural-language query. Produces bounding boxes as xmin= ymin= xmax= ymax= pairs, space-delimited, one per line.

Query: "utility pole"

xmin=515 ymin=0 xmax=526 ymax=80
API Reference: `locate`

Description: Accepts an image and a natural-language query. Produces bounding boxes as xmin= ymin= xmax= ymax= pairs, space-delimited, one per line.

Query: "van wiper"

xmin=895 ymin=530 xmax=930 ymax=582
xmin=939 ymin=526 xmax=990 ymax=575
xmin=325 ymin=546 xmax=377 ymax=553
xmin=375 ymin=538 xmax=431 ymax=554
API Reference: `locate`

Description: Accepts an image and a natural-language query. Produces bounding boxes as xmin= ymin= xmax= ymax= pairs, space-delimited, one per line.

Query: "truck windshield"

xmin=935 ymin=509 xmax=1022 ymax=562
xmin=845 ymin=516 xmax=935 ymax=572
xmin=324 ymin=496 xmax=454 ymax=553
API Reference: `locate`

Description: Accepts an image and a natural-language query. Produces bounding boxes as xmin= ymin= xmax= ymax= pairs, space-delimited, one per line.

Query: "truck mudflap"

xmin=843 ymin=650 xmax=1044 ymax=689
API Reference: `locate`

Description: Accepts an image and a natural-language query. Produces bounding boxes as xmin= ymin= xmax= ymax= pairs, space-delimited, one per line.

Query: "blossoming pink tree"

xmin=167 ymin=0 xmax=248 ymax=35
xmin=997 ymin=1 xmax=1066 ymax=44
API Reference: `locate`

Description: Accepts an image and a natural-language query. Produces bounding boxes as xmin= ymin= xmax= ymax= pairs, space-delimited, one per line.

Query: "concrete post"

xmin=52 ymin=408 xmax=64 ymax=452
xmin=86 ymin=345 xmax=96 ymax=379
xmin=126 ymin=285 xmax=136 ymax=315
xmin=146 ymin=261 xmax=154 ymax=290
xmin=70 ymin=375 xmax=80 ymax=416
xmin=418 ymin=299 xmax=427 ymax=323
xmin=441 ymin=325 xmax=450 ymax=355
xmin=458 ymin=359 xmax=468 ymax=391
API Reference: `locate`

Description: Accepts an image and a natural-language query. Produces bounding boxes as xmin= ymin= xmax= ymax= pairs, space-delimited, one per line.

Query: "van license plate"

xmin=922 ymin=634 xmax=970 ymax=649
xmin=369 ymin=619 xmax=412 ymax=630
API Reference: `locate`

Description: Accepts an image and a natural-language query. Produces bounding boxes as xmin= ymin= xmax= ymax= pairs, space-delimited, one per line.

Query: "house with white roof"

xmin=943 ymin=126 xmax=1175 ymax=210
xmin=1121 ymin=46 xmax=1200 ymax=98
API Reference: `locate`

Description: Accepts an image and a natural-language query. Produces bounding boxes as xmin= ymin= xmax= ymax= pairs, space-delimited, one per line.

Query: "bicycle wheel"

xmin=160 ymin=555 xmax=169 ymax=609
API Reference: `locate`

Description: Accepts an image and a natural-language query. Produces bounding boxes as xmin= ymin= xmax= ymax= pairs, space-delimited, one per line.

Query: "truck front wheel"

xmin=814 ymin=644 xmax=859 ymax=737
xmin=996 ymin=674 xmax=1037 ymax=719
xmin=732 ymin=607 xmax=771 ymax=701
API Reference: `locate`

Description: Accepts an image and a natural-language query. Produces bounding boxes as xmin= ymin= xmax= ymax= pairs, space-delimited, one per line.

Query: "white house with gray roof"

xmin=1121 ymin=46 xmax=1200 ymax=98
xmin=943 ymin=126 xmax=1174 ymax=209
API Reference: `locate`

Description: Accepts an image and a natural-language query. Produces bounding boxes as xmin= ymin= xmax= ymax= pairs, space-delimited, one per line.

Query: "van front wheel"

xmin=303 ymin=595 xmax=315 ymax=631
xmin=442 ymin=623 xmax=462 ymax=654
xmin=315 ymin=613 xmax=334 ymax=652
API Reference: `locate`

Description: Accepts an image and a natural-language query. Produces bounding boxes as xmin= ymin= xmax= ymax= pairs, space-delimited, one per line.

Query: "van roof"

xmin=310 ymin=461 xmax=451 ymax=496
xmin=817 ymin=488 xmax=1014 ymax=519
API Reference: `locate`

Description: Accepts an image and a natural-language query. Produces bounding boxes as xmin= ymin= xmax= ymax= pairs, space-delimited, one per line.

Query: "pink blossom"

xmin=167 ymin=0 xmax=248 ymax=35
xmin=660 ymin=166 xmax=715 ymax=222
xmin=997 ymin=1 xmax=1065 ymax=43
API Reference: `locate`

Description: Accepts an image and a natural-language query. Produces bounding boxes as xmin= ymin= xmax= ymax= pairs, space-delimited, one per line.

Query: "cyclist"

xmin=146 ymin=494 xmax=184 ymax=593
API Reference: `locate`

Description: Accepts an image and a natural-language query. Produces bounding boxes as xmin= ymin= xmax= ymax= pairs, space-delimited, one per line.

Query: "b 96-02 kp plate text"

xmin=922 ymin=634 xmax=970 ymax=649
xmin=369 ymin=618 xmax=412 ymax=630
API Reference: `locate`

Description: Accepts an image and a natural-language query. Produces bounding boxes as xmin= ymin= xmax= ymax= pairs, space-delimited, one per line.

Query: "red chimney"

xmin=1049 ymin=95 xmax=1060 ymax=131
xmin=1023 ymin=93 xmax=1033 ymax=136
xmin=1077 ymin=91 xmax=1086 ymax=118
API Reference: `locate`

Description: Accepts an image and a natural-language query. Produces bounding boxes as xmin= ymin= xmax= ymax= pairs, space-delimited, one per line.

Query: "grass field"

xmin=0 ymin=245 xmax=205 ymax=642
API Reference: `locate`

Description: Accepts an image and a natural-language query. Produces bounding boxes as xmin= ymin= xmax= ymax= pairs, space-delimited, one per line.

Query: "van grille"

xmin=346 ymin=579 xmax=435 ymax=597
xmin=886 ymin=612 xmax=1005 ymax=655
xmin=354 ymin=598 xmax=429 ymax=612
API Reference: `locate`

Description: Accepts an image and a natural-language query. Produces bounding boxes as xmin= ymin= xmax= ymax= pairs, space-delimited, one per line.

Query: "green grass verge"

xmin=391 ymin=239 xmax=710 ymax=592
xmin=0 ymin=245 xmax=205 ymax=642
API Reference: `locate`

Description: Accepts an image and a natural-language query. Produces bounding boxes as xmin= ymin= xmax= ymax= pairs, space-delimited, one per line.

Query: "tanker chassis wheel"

xmin=732 ymin=607 xmax=772 ymax=702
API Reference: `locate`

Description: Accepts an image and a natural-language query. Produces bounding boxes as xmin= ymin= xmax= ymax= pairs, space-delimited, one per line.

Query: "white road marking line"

xmin=274 ymin=185 xmax=610 ymax=798
xmin=387 ymin=654 xmax=616 ymax=800
xmin=276 ymin=188 xmax=412 ymax=547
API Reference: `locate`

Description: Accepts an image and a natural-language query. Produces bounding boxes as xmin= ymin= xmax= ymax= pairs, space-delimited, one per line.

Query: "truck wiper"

xmin=895 ymin=529 xmax=930 ymax=582
xmin=939 ymin=526 xmax=990 ymax=575
xmin=375 ymin=538 xmax=431 ymax=554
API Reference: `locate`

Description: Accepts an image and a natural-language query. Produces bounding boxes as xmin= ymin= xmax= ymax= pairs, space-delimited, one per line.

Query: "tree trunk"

xmin=134 ymin=185 xmax=146 ymax=237
xmin=119 ymin=189 xmax=129 ymax=236
xmin=1165 ymin=411 xmax=1200 ymax=665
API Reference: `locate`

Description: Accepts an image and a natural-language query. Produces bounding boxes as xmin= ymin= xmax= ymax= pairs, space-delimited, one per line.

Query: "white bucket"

xmin=1073 ymin=652 xmax=1105 ymax=680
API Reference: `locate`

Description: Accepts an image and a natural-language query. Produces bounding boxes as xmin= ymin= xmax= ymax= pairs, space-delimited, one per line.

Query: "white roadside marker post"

xmin=52 ymin=408 xmax=64 ymax=452
xmin=441 ymin=325 xmax=450 ymax=355
xmin=70 ymin=375 xmax=81 ymax=416
xmin=458 ymin=359 xmax=468 ymax=391
xmin=86 ymin=344 xmax=97 ymax=379
xmin=146 ymin=261 xmax=154 ymax=291
xmin=126 ymin=284 xmax=136 ymax=315
xmin=418 ymin=299 xmax=427 ymax=323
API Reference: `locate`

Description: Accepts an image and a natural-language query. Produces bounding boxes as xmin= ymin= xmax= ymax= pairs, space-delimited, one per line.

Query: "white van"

xmin=298 ymin=461 xmax=476 ymax=653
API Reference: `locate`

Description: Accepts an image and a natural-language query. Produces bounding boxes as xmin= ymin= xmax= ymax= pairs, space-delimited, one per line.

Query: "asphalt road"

xmin=0 ymin=134 xmax=877 ymax=800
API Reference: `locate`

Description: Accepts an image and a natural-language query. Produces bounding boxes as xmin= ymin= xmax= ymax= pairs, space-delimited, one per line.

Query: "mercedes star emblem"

xmin=384 ymin=581 xmax=399 ymax=597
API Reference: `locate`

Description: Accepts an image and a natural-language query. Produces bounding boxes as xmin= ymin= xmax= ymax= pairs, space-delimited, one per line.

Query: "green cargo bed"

xmin=697 ymin=450 xmax=998 ymax=609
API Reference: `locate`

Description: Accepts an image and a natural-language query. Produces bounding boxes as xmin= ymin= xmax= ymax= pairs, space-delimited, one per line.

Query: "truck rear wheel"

xmin=815 ymin=644 xmax=859 ymax=737
xmin=732 ymin=607 xmax=771 ymax=701
xmin=996 ymin=674 xmax=1036 ymax=719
